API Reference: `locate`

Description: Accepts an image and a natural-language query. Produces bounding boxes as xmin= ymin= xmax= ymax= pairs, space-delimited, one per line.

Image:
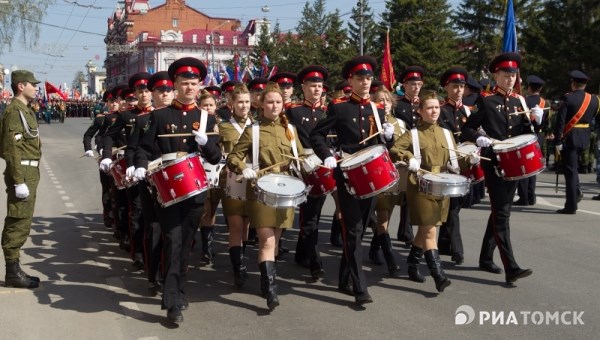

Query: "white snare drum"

xmin=418 ymin=173 xmax=470 ymax=198
xmin=255 ymin=174 xmax=308 ymax=208
xmin=225 ymin=171 xmax=248 ymax=200
xmin=203 ymin=157 xmax=226 ymax=188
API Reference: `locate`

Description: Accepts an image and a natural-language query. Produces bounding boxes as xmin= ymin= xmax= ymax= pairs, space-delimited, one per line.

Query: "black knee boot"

xmin=330 ymin=218 xmax=342 ymax=247
xmin=424 ymin=249 xmax=451 ymax=292
xmin=229 ymin=246 xmax=247 ymax=288
xmin=200 ymin=227 xmax=214 ymax=264
xmin=259 ymin=261 xmax=279 ymax=310
xmin=407 ymin=246 xmax=426 ymax=283
xmin=5 ymin=261 xmax=39 ymax=289
xmin=368 ymin=234 xmax=383 ymax=265
xmin=379 ymin=233 xmax=401 ymax=278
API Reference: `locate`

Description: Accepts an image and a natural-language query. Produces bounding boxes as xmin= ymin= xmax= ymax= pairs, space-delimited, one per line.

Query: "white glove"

xmin=469 ymin=152 xmax=481 ymax=165
xmin=99 ymin=158 xmax=113 ymax=172
xmin=323 ymin=156 xmax=337 ymax=169
xmin=99 ymin=149 xmax=103 ymax=156
xmin=447 ymin=162 xmax=460 ymax=174
xmin=14 ymin=183 xmax=29 ymax=199
xmin=126 ymin=166 xmax=135 ymax=178
xmin=476 ymin=136 xmax=493 ymax=147
xmin=530 ymin=105 xmax=544 ymax=125
xmin=133 ymin=167 xmax=147 ymax=181
xmin=302 ymin=158 xmax=316 ymax=172
xmin=84 ymin=150 xmax=94 ymax=157
xmin=192 ymin=130 xmax=208 ymax=146
xmin=408 ymin=158 xmax=419 ymax=172
xmin=556 ymin=144 xmax=563 ymax=152
xmin=382 ymin=122 xmax=394 ymax=141
xmin=242 ymin=167 xmax=257 ymax=179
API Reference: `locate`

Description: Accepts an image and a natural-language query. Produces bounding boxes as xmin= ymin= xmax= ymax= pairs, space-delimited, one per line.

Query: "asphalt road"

xmin=1 ymin=118 xmax=599 ymax=339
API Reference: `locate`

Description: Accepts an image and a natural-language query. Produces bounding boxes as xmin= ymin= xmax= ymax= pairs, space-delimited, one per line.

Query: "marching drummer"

xmin=436 ymin=67 xmax=471 ymax=265
xmin=287 ymin=65 xmax=329 ymax=279
xmin=310 ymin=55 xmax=395 ymax=305
xmin=136 ymin=57 xmax=222 ymax=323
xmin=226 ymin=82 xmax=305 ymax=310
xmin=217 ymin=84 xmax=253 ymax=288
xmin=461 ymin=52 xmax=541 ymax=285
xmin=390 ymin=90 xmax=478 ymax=292
xmin=368 ymin=87 xmax=406 ymax=278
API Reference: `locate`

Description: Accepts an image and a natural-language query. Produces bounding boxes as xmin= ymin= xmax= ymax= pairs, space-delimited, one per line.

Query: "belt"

xmin=573 ymin=124 xmax=589 ymax=128
xmin=21 ymin=160 xmax=40 ymax=167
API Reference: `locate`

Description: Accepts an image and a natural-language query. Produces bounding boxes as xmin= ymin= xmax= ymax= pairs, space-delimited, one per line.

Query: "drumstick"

xmin=280 ymin=153 xmax=330 ymax=169
xmin=111 ymin=145 xmax=128 ymax=155
xmin=235 ymin=160 xmax=290 ymax=182
xmin=508 ymin=107 xmax=550 ymax=116
xmin=158 ymin=132 xmax=219 ymax=138
xmin=326 ymin=134 xmax=337 ymax=138
xmin=359 ymin=130 xmax=382 ymax=144
xmin=442 ymin=145 xmax=491 ymax=161
xmin=417 ymin=168 xmax=443 ymax=177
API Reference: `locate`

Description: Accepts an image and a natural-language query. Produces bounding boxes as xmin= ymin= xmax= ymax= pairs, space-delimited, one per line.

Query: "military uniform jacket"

xmin=462 ymin=93 xmax=482 ymax=109
xmin=98 ymin=111 xmax=126 ymax=156
xmin=0 ymin=99 xmax=42 ymax=184
xmin=438 ymin=101 xmax=469 ymax=144
xmin=525 ymin=94 xmax=548 ymax=134
xmin=310 ymin=94 xmax=388 ymax=162
xmin=102 ymin=106 xmax=154 ymax=165
xmin=461 ymin=89 xmax=534 ymax=161
xmin=286 ymin=99 xmax=325 ymax=148
xmin=227 ymin=117 xmax=304 ymax=174
xmin=138 ymin=102 xmax=222 ymax=168
xmin=129 ymin=112 xmax=155 ymax=168
xmin=219 ymin=115 xmax=252 ymax=155
xmin=216 ymin=105 xmax=232 ymax=121
xmin=83 ymin=112 xmax=106 ymax=152
xmin=394 ymin=96 xmax=419 ymax=128
xmin=553 ymin=89 xmax=600 ymax=148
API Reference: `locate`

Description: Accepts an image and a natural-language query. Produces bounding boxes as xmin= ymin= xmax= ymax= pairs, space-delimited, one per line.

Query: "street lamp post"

xmin=210 ymin=20 xmax=231 ymax=83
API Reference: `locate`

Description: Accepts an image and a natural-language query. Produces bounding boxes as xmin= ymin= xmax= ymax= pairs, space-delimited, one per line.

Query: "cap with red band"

xmin=167 ymin=57 xmax=207 ymax=81
xmin=488 ymin=52 xmax=521 ymax=73
xmin=342 ymin=55 xmax=377 ymax=79
xmin=297 ymin=66 xmax=328 ymax=83
xmin=440 ymin=67 xmax=469 ymax=87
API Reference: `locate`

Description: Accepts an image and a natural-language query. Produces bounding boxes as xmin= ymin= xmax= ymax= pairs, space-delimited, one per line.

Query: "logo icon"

xmin=455 ymin=305 xmax=476 ymax=325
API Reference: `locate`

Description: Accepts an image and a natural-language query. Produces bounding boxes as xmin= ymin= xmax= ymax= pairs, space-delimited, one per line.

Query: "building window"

xmin=172 ymin=18 xmax=179 ymax=27
xmin=206 ymin=35 xmax=211 ymax=44
xmin=233 ymin=36 xmax=237 ymax=45
xmin=219 ymin=35 xmax=224 ymax=44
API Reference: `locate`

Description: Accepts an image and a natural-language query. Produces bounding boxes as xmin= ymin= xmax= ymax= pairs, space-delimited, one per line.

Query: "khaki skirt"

xmin=406 ymin=182 xmax=449 ymax=226
xmin=248 ymin=200 xmax=295 ymax=229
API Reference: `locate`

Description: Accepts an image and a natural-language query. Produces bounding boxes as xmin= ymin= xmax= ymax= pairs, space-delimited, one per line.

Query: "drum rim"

xmin=158 ymin=187 xmax=208 ymax=207
xmin=147 ymin=152 xmax=200 ymax=175
xmin=502 ymin=164 xmax=546 ymax=181
xmin=353 ymin=177 xmax=400 ymax=199
xmin=340 ymin=144 xmax=387 ymax=170
xmin=492 ymin=134 xmax=537 ymax=152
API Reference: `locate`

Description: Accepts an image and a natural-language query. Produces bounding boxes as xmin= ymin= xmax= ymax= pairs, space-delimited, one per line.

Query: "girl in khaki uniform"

xmin=390 ymin=91 xmax=477 ymax=293
xmin=218 ymin=84 xmax=253 ymax=288
xmin=227 ymin=83 xmax=304 ymax=310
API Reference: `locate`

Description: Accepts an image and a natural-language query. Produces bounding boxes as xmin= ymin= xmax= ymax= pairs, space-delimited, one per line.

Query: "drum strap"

xmin=463 ymin=106 xmax=471 ymax=117
xmin=410 ymin=128 xmax=422 ymax=168
xmin=287 ymin=124 xmax=300 ymax=170
xmin=443 ymin=128 xmax=459 ymax=169
xmin=369 ymin=102 xmax=384 ymax=142
xmin=562 ymin=93 xmax=592 ymax=138
xmin=199 ymin=109 xmax=208 ymax=134
xmin=252 ymin=123 xmax=260 ymax=170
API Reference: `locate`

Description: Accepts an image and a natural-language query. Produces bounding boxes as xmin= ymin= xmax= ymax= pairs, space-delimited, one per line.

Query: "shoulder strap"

xmin=200 ymin=109 xmax=208 ymax=134
xmin=563 ymin=93 xmax=592 ymax=138
xmin=443 ymin=128 xmax=458 ymax=169
xmin=369 ymin=102 xmax=384 ymax=142
xmin=410 ymin=128 xmax=421 ymax=168
xmin=252 ymin=123 xmax=259 ymax=170
xmin=287 ymin=124 xmax=300 ymax=169
xmin=463 ymin=106 xmax=471 ymax=117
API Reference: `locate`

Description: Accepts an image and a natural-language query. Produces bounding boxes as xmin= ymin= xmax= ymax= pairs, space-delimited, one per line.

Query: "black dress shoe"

xmin=310 ymin=267 xmax=325 ymax=280
xmin=179 ymin=297 xmax=189 ymax=311
xmin=577 ymin=192 xmax=583 ymax=202
xmin=529 ymin=197 xmax=536 ymax=205
xmin=167 ymin=307 xmax=183 ymax=323
xmin=506 ymin=268 xmax=532 ymax=283
xmin=338 ymin=283 xmax=353 ymax=296
xmin=354 ymin=292 xmax=373 ymax=305
xmin=556 ymin=208 xmax=576 ymax=215
xmin=479 ymin=262 xmax=503 ymax=274
xmin=451 ymin=253 xmax=464 ymax=265
xmin=512 ymin=200 xmax=528 ymax=206
xmin=592 ymin=194 xmax=600 ymax=201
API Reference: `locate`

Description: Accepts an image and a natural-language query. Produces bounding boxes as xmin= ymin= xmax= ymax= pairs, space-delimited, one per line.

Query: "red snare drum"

xmin=457 ymin=143 xmax=485 ymax=184
xmin=302 ymin=154 xmax=337 ymax=197
xmin=492 ymin=134 xmax=546 ymax=181
xmin=340 ymin=145 xmax=399 ymax=199
xmin=146 ymin=153 xmax=208 ymax=207
xmin=110 ymin=154 xmax=127 ymax=190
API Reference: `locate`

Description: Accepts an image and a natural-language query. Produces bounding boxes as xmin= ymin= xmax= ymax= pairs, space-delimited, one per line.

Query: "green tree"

xmin=0 ymin=0 xmax=55 ymax=53
xmin=320 ymin=9 xmax=355 ymax=85
xmin=381 ymin=0 xmax=459 ymax=88
xmin=347 ymin=0 xmax=380 ymax=56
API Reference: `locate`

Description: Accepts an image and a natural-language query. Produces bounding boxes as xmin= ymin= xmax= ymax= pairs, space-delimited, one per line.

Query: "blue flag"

xmin=502 ymin=0 xmax=517 ymax=52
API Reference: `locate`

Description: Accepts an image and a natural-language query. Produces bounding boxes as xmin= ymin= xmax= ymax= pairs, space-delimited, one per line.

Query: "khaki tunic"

xmin=218 ymin=115 xmax=252 ymax=217
xmin=227 ymin=117 xmax=305 ymax=228
xmin=389 ymin=121 xmax=462 ymax=226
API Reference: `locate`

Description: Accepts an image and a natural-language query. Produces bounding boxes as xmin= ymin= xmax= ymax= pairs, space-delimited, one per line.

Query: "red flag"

xmin=380 ymin=29 xmax=396 ymax=91
xmin=45 ymin=81 xmax=67 ymax=101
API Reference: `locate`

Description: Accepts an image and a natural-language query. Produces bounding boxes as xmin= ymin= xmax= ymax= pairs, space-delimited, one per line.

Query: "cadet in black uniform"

xmin=461 ymin=53 xmax=536 ymax=284
xmin=137 ymin=58 xmax=222 ymax=323
xmin=554 ymin=70 xmax=600 ymax=214
xmin=437 ymin=67 xmax=470 ymax=265
xmin=287 ymin=65 xmax=328 ymax=279
xmin=82 ymin=89 xmax=114 ymax=229
xmin=248 ymin=78 xmax=269 ymax=119
xmin=394 ymin=66 xmax=424 ymax=246
xmin=270 ymin=72 xmax=297 ymax=111
xmin=515 ymin=75 xmax=548 ymax=206
xmin=215 ymin=80 xmax=242 ymax=121
xmin=310 ymin=56 xmax=395 ymax=305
